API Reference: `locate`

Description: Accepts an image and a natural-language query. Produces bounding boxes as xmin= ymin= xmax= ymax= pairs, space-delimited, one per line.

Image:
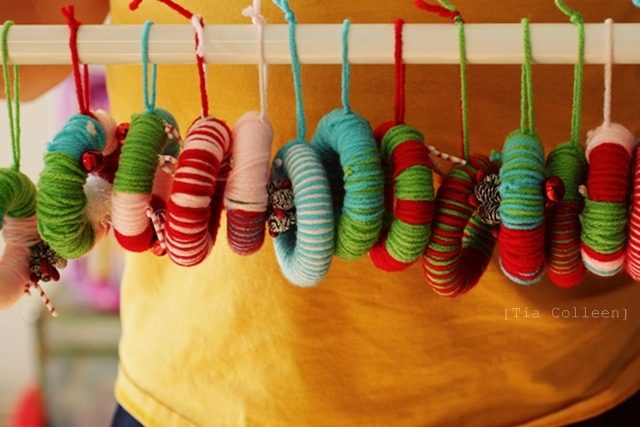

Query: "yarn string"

xmin=1 ymin=21 xmax=20 ymax=171
xmin=130 ymin=0 xmax=210 ymax=117
xmin=603 ymin=18 xmax=613 ymax=128
xmin=60 ymin=6 xmax=91 ymax=116
xmin=273 ymin=0 xmax=306 ymax=140
xmin=414 ymin=0 xmax=469 ymax=161
xmin=191 ymin=15 xmax=209 ymax=118
xmin=393 ymin=19 xmax=405 ymax=125
xmin=521 ymin=18 xmax=534 ymax=134
xmin=242 ymin=0 xmax=268 ymax=119
xmin=341 ymin=19 xmax=351 ymax=114
xmin=554 ymin=0 xmax=584 ymax=146
xmin=141 ymin=20 xmax=157 ymax=112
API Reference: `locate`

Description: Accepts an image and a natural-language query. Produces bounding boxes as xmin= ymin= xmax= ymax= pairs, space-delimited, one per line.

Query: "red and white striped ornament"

xmin=164 ymin=116 xmax=232 ymax=266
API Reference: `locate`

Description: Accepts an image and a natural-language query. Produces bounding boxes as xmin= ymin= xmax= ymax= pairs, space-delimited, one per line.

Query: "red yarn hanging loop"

xmin=393 ymin=19 xmax=405 ymax=125
xmin=414 ymin=0 xmax=463 ymax=21
xmin=130 ymin=0 xmax=209 ymax=117
xmin=61 ymin=5 xmax=91 ymax=117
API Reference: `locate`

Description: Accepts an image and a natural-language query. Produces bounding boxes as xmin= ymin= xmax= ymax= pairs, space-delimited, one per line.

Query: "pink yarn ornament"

xmin=225 ymin=112 xmax=273 ymax=255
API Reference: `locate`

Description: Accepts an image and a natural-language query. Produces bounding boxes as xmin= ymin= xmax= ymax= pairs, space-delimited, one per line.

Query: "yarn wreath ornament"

xmin=268 ymin=0 xmax=335 ymax=286
xmin=422 ymin=155 xmax=501 ymax=297
xmin=1 ymin=20 xmax=63 ymax=316
xmin=224 ymin=1 xmax=274 ymax=256
xmin=36 ymin=6 xmax=122 ymax=260
xmin=110 ymin=19 xmax=182 ymax=254
xmin=130 ymin=0 xmax=234 ymax=265
xmin=311 ymin=20 xmax=384 ymax=261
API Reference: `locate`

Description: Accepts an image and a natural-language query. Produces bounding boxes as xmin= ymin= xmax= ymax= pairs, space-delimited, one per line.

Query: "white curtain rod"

xmin=5 ymin=23 xmax=640 ymax=65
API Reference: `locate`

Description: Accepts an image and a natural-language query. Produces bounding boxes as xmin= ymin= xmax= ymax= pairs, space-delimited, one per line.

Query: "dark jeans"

xmin=110 ymin=389 xmax=640 ymax=427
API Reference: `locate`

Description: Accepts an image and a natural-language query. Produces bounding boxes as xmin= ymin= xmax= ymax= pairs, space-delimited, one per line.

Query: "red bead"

xmin=150 ymin=240 xmax=167 ymax=256
xmin=81 ymin=150 xmax=104 ymax=173
xmin=545 ymin=176 xmax=565 ymax=203
xmin=116 ymin=122 xmax=130 ymax=144
xmin=475 ymin=169 xmax=486 ymax=184
xmin=279 ymin=179 xmax=292 ymax=190
xmin=40 ymin=259 xmax=52 ymax=279
xmin=269 ymin=229 xmax=279 ymax=238
xmin=274 ymin=208 xmax=286 ymax=219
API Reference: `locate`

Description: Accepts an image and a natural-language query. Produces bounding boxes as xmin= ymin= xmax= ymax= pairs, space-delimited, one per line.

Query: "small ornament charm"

xmin=81 ymin=150 xmax=105 ymax=173
xmin=473 ymin=173 xmax=501 ymax=225
xmin=545 ymin=175 xmax=565 ymax=209
xmin=267 ymin=178 xmax=296 ymax=238
xmin=116 ymin=122 xmax=130 ymax=144
xmin=28 ymin=241 xmax=68 ymax=283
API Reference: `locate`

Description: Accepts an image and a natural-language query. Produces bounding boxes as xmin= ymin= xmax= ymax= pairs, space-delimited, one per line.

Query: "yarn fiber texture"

xmin=37 ymin=114 xmax=107 ymax=259
xmin=112 ymin=110 xmax=179 ymax=252
xmin=545 ymin=141 xmax=587 ymax=287
xmin=581 ymin=123 xmax=635 ymax=276
xmin=311 ymin=108 xmax=385 ymax=261
xmin=423 ymin=154 xmax=499 ymax=297
xmin=270 ymin=139 xmax=335 ymax=287
xmin=498 ymin=129 xmax=546 ymax=285
xmin=225 ymin=111 xmax=273 ymax=256
xmin=165 ymin=116 xmax=232 ymax=266
xmin=369 ymin=122 xmax=435 ymax=271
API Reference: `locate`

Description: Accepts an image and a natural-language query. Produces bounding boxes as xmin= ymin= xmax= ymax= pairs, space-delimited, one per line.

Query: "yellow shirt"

xmin=107 ymin=1 xmax=640 ymax=425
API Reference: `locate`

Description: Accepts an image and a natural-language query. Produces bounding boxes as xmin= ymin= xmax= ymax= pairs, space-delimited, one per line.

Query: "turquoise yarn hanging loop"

xmin=269 ymin=0 xmax=335 ymax=286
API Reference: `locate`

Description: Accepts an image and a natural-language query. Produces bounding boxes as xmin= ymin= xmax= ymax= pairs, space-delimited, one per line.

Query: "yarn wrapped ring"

xmin=311 ymin=108 xmax=384 ymax=260
xmin=111 ymin=109 xmax=181 ymax=253
xmin=626 ymin=140 xmax=640 ymax=279
xmin=497 ymin=130 xmax=546 ymax=285
xmin=0 ymin=170 xmax=41 ymax=309
xmin=164 ymin=116 xmax=232 ymax=266
xmin=369 ymin=122 xmax=435 ymax=271
xmin=580 ymin=123 xmax=635 ymax=276
xmin=37 ymin=110 xmax=119 ymax=259
xmin=270 ymin=139 xmax=335 ymax=287
xmin=422 ymin=154 xmax=500 ymax=297
xmin=225 ymin=112 xmax=273 ymax=256
xmin=544 ymin=142 xmax=587 ymax=287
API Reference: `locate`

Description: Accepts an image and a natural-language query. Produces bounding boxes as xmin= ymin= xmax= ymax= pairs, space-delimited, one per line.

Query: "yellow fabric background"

xmin=107 ymin=1 xmax=640 ymax=426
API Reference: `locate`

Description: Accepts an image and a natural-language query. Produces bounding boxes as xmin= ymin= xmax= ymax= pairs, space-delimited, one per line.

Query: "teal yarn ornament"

xmin=269 ymin=0 xmax=335 ymax=286
xmin=311 ymin=19 xmax=384 ymax=261
xmin=270 ymin=141 xmax=335 ymax=287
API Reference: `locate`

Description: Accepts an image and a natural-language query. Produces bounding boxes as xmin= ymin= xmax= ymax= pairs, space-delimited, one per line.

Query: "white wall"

xmin=0 ymin=86 xmax=62 ymax=425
